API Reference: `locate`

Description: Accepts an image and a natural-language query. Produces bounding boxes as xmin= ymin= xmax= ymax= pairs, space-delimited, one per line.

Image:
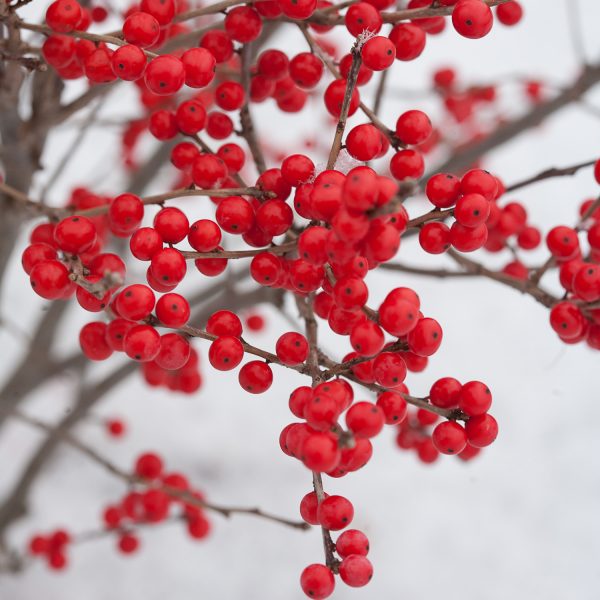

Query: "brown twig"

xmin=239 ymin=44 xmax=267 ymax=175
xmin=327 ymin=40 xmax=362 ymax=170
xmin=8 ymin=408 xmax=309 ymax=530
xmin=505 ymin=158 xmax=597 ymax=193
xmin=180 ymin=240 xmax=297 ymax=260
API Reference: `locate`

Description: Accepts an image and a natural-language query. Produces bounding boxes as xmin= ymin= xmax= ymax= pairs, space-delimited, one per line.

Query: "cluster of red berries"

xmin=300 ymin=527 xmax=373 ymax=596
xmin=547 ymin=169 xmax=600 ymax=348
xmin=396 ymin=378 xmax=497 ymax=463
xmin=419 ymin=167 xmax=542 ymax=264
xmin=28 ymin=452 xmax=211 ymax=570
xmin=16 ymin=0 xmax=573 ymax=595
xmin=28 ymin=529 xmax=71 ymax=571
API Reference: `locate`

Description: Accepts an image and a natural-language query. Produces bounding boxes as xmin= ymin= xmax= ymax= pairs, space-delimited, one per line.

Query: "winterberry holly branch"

xmin=2 ymin=0 xmax=599 ymax=596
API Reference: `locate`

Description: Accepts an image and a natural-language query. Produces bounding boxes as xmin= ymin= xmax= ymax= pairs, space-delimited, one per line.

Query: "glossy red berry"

xmin=276 ymin=332 xmax=309 ymax=366
xmin=123 ymin=324 xmax=161 ymax=362
xmin=454 ymin=193 xmax=490 ymax=227
xmin=209 ymin=336 xmax=244 ymax=371
xmin=432 ymin=421 xmax=468 ymax=454
xmin=496 ymin=1 xmax=523 ymax=26
xmin=336 ymin=529 xmax=370 ymax=558
xmin=301 ymin=432 xmax=340 ymax=472
xmin=224 ymin=6 xmax=262 ymax=42
xmin=465 ymin=413 xmax=498 ymax=447
xmin=153 ymin=207 xmax=189 ymax=244
xmin=452 ymin=0 xmax=493 ymax=39
xmin=346 ymin=401 xmax=385 ymax=438
xmin=238 ymin=361 xmax=273 ymax=393
xmin=123 ymin=12 xmax=160 ymax=48
xmin=407 ymin=317 xmax=443 ymax=356
xmin=389 ymin=149 xmax=424 ymax=181
xmin=458 ymin=380 xmax=492 ymax=416
xmin=317 ymin=495 xmax=354 ymax=530
xmin=345 ymin=2 xmax=382 ymax=36
xmin=54 ymin=216 xmax=96 ymax=254
xmin=135 ymin=452 xmax=163 ymax=479
xmin=145 ymin=55 xmax=185 ymax=95
xmin=181 ymin=47 xmax=216 ymax=88
xmin=549 ymin=301 xmax=585 ymax=340
xmin=46 ymin=0 xmax=82 ymax=33
xmin=419 ymin=222 xmax=451 ymax=254
xmin=30 ymin=260 xmax=71 ymax=299
xmin=339 ymin=555 xmax=373 ymax=587
xmin=376 ymin=391 xmax=408 ymax=424
xmin=395 ymin=110 xmax=432 ymax=145
xmin=111 ymin=45 xmax=146 ymax=81
xmin=430 ymin=377 xmax=462 ymax=408
xmin=300 ymin=564 xmax=335 ymax=600
xmin=207 ymin=310 xmax=243 ymax=337
xmin=80 ymin=322 xmax=113 ymax=360
xmin=389 ymin=23 xmax=426 ymax=61
xmin=361 ymin=36 xmax=396 ymax=71
xmin=546 ymin=226 xmax=580 ymax=261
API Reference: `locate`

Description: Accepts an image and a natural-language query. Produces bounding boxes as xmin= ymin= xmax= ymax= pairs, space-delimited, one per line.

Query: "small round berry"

xmin=338 ymin=555 xmax=373 ymax=587
xmin=395 ymin=109 xmax=432 ymax=145
xmin=317 ymin=495 xmax=354 ymax=530
xmin=238 ymin=361 xmax=273 ymax=393
xmin=276 ymin=332 xmax=309 ymax=366
xmin=496 ymin=1 xmax=523 ymax=26
xmin=361 ymin=36 xmax=396 ymax=71
xmin=123 ymin=324 xmax=161 ymax=362
xmin=300 ymin=564 xmax=335 ymax=600
xmin=432 ymin=421 xmax=468 ymax=455
xmin=430 ymin=377 xmax=462 ymax=409
xmin=452 ymin=0 xmax=494 ymax=39
xmin=336 ymin=529 xmax=370 ymax=558
xmin=301 ymin=433 xmax=340 ymax=472
xmin=54 ymin=215 xmax=96 ymax=254
xmin=145 ymin=55 xmax=185 ymax=95
xmin=346 ymin=402 xmax=385 ymax=438
xmin=465 ymin=413 xmax=498 ymax=447
xmin=209 ymin=336 xmax=244 ymax=371
xmin=389 ymin=23 xmax=426 ymax=61
xmin=135 ymin=452 xmax=163 ymax=479
xmin=458 ymin=381 xmax=492 ymax=416
xmin=29 ymin=260 xmax=70 ymax=299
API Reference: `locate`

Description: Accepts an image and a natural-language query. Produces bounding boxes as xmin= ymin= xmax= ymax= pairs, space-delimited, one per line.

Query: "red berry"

xmin=300 ymin=564 xmax=335 ymax=600
xmin=496 ymin=1 xmax=523 ymax=26
xmin=338 ymin=555 xmax=373 ymax=587
xmin=123 ymin=324 xmax=161 ymax=362
xmin=238 ymin=361 xmax=273 ymax=393
xmin=432 ymin=421 xmax=468 ymax=454
xmin=336 ymin=529 xmax=370 ymax=558
xmin=123 ymin=12 xmax=160 ymax=47
xmin=46 ymin=0 xmax=82 ymax=33
xmin=395 ymin=110 xmax=432 ymax=145
xmin=135 ymin=452 xmax=163 ymax=479
xmin=346 ymin=401 xmax=385 ymax=438
xmin=465 ymin=413 xmax=498 ymax=447
xmin=54 ymin=215 xmax=96 ymax=254
xmin=452 ymin=0 xmax=493 ymax=39
xmin=361 ymin=36 xmax=396 ymax=71
xmin=317 ymin=495 xmax=354 ymax=530
xmin=389 ymin=23 xmax=426 ymax=61
xmin=80 ymin=321 xmax=113 ymax=360
xmin=209 ymin=336 xmax=244 ymax=371
xmin=145 ymin=55 xmax=185 ymax=95
xmin=276 ymin=332 xmax=309 ymax=366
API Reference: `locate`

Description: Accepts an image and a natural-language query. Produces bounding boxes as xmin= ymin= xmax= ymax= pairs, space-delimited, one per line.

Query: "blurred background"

xmin=1 ymin=1 xmax=600 ymax=598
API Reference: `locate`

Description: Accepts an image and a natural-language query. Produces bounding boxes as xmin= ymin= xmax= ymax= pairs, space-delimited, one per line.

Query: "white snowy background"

xmin=1 ymin=1 xmax=600 ymax=599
